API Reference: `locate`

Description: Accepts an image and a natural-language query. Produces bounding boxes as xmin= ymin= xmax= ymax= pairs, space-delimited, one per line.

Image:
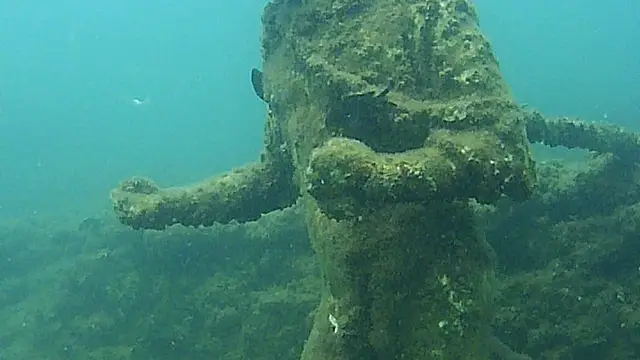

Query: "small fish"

xmin=131 ymin=96 xmax=150 ymax=106
xmin=251 ymin=68 xmax=267 ymax=102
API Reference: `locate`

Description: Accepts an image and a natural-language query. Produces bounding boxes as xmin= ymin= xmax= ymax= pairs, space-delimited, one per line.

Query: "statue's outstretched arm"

xmin=110 ymin=114 xmax=297 ymax=230
xmin=525 ymin=111 xmax=640 ymax=162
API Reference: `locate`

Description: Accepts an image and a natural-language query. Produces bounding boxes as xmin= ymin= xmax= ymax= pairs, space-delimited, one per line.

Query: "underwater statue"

xmin=111 ymin=0 xmax=539 ymax=358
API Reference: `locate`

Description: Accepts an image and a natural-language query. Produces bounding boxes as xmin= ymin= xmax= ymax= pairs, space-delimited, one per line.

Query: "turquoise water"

xmin=0 ymin=2 xmax=639 ymax=359
xmin=479 ymin=0 xmax=640 ymax=126
xmin=0 ymin=0 xmax=638 ymax=220
xmin=0 ymin=1 xmax=266 ymax=219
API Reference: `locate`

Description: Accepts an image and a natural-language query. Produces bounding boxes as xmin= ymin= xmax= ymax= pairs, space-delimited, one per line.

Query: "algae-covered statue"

xmin=110 ymin=0 xmax=537 ymax=358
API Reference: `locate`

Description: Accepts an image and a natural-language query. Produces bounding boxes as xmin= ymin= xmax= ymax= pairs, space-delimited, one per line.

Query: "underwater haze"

xmin=0 ymin=0 xmax=638 ymax=220
xmin=0 ymin=0 xmax=267 ymax=219
xmin=1 ymin=1 xmax=640 ymax=360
